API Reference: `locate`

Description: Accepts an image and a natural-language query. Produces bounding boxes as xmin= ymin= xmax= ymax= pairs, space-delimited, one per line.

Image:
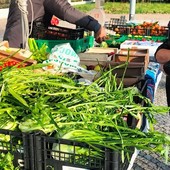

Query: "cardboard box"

xmin=117 ymin=48 xmax=149 ymax=59
xmin=120 ymin=40 xmax=162 ymax=57
xmin=106 ymin=61 xmax=145 ymax=86
xmin=78 ymin=47 xmax=145 ymax=86
xmin=0 ymin=41 xmax=37 ymax=66
xmin=114 ymin=48 xmax=149 ymax=72
xmin=79 ymin=47 xmax=118 ymax=66
xmin=110 ymin=62 xmax=144 ymax=77
xmin=116 ymin=77 xmax=142 ymax=87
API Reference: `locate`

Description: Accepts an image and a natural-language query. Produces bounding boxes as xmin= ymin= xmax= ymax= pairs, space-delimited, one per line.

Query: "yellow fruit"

xmin=94 ymin=65 xmax=101 ymax=71
xmin=115 ymin=34 xmax=120 ymax=37
xmin=100 ymin=42 xmax=108 ymax=48
xmin=128 ymin=34 xmax=132 ymax=38
xmin=81 ymin=64 xmax=87 ymax=69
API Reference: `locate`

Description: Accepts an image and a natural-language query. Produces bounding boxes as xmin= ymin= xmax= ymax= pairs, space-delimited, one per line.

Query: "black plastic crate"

xmin=46 ymin=26 xmax=84 ymax=40
xmin=109 ymin=16 xmax=127 ymax=26
xmin=30 ymin=20 xmax=47 ymax=39
xmin=33 ymin=135 xmax=134 ymax=170
xmin=126 ymin=79 xmax=148 ymax=131
xmin=30 ymin=20 xmax=84 ymax=40
xmin=0 ymin=129 xmax=36 ymax=170
xmin=32 ymin=79 xmax=148 ymax=170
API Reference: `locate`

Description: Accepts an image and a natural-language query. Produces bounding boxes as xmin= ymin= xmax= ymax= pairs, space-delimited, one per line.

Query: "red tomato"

xmin=3 ymin=62 xmax=8 ymax=68
xmin=0 ymin=66 xmax=3 ymax=71
xmin=7 ymin=61 xmax=14 ymax=67
xmin=10 ymin=60 xmax=17 ymax=66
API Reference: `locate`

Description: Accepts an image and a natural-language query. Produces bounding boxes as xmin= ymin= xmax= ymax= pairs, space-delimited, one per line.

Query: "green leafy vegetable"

xmin=0 ymin=152 xmax=19 ymax=170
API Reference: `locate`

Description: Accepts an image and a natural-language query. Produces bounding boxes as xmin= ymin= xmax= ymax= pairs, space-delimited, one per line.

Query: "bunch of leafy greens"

xmin=0 ymin=63 xmax=170 ymax=163
xmin=0 ymin=152 xmax=19 ymax=170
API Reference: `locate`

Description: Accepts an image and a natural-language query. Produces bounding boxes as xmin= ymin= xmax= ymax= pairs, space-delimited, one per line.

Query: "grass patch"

xmin=0 ymin=3 xmax=9 ymax=9
xmin=74 ymin=2 xmax=170 ymax=14
xmin=0 ymin=2 xmax=170 ymax=14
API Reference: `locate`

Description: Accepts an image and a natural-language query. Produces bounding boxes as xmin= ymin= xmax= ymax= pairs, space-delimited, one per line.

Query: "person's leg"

xmin=163 ymin=61 xmax=170 ymax=113
xmin=166 ymin=75 xmax=170 ymax=114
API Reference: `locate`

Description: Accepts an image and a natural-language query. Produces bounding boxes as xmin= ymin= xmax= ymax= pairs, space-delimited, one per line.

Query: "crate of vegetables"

xmin=105 ymin=20 xmax=169 ymax=37
xmin=78 ymin=47 xmax=118 ymax=81
xmin=30 ymin=19 xmax=85 ymax=40
xmin=0 ymin=129 xmax=36 ymax=170
xmin=1 ymin=64 xmax=169 ymax=170
xmin=28 ymin=78 xmax=148 ymax=170
xmin=33 ymin=135 xmax=136 ymax=170
xmin=35 ymin=36 xmax=94 ymax=54
xmin=0 ymin=41 xmax=37 ymax=67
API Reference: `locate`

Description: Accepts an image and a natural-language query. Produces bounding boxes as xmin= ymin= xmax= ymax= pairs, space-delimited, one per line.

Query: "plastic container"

xmin=35 ymin=36 xmax=94 ymax=53
xmin=0 ymin=79 xmax=147 ymax=170
xmin=31 ymin=79 xmax=147 ymax=170
xmin=30 ymin=20 xmax=85 ymax=40
xmin=105 ymin=23 xmax=169 ymax=37
xmin=105 ymin=35 xmax=126 ymax=47
xmin=0 ymin=129 xmax=36 ymax=170
xmin=45 ymin=26 xmax=84 ymax=40
xmin=33 ymin=135 xmax=133 ymax=170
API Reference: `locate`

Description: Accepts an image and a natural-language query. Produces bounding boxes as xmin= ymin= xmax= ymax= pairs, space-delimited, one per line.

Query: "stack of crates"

xmin=30 ymin=20 xmax=94 ymax=53
xmin=105 ymin=17 xmax=169 ymax=37
xmin=111 ymin=48 xmax=149 ymax=86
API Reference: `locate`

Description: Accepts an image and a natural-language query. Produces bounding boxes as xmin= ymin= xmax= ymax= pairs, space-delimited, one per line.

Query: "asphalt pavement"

xmin=0 ymin=12 xmax=170 ymax=170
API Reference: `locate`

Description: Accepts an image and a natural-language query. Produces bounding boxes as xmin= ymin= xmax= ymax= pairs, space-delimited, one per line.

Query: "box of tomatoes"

xmin=105 ymin=20 xmax=169 ymax=37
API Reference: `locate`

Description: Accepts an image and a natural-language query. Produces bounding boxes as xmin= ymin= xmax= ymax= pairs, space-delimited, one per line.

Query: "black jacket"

xmin=3 ymin=0 xmax=101 ymax=48
xmin=155 ymin=39 xmax=170 ymax=51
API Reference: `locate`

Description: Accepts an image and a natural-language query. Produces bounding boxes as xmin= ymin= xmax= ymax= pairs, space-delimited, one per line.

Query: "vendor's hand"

xmin=95 ymin=26 xmax=106 ymax=43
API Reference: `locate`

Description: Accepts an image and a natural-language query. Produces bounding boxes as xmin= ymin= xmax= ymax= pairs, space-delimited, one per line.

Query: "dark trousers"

xmin=166 ymin=75 xmax=170 ymax=113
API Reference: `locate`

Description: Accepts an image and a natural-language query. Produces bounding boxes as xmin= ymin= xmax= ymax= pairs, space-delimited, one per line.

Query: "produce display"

xmin=104 ymin=21 xmax=169 ymax=48
xmin=0 ymin=38 xmax=170 ymax=169
xmin=106 ymin=21 xmax=168 ymax=36
xmin=0 ymin=51 xmax=170 ymax=169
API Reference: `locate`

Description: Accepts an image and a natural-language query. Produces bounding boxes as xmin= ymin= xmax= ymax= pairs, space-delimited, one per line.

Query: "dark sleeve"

xmin=154 ymin=39 xmax=170 ymax=62
xmin=155 ymin=39 xmax=170 ymax=55
xmin=3 ymin=0 xmax=23 ymax=48
xmin=3 ymin=0 xmax=45 ymax=48
xmin=43 ymin=0 xmax=101 ymax=33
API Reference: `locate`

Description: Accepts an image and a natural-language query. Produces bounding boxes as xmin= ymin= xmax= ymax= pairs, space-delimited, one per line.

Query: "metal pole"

xmin=95 ymin=0 xmax=105 ymax=9
xmin=129 ymin=0 xmax=136 ymax=21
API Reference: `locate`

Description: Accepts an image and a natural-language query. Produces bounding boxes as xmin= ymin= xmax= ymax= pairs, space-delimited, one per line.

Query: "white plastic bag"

xmin=43 ymin=43 xmax=95 ymax=80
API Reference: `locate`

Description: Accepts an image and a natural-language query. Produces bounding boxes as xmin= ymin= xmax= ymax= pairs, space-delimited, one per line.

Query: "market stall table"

xmin=120 ymin=40 xmax=162 ymax=62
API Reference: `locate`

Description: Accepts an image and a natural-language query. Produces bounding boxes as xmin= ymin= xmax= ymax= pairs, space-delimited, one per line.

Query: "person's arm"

xmin=43 ymin=0 xmax=106 ymax=42
xmin=155 ymin=40 xmax=170 ymax=64
xmin=156 ymin=49 xmax=170 ymax=64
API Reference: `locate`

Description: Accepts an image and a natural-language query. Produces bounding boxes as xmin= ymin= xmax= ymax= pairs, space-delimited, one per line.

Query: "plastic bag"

xmin=43 ymin=43 xmax=95 ymax=80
